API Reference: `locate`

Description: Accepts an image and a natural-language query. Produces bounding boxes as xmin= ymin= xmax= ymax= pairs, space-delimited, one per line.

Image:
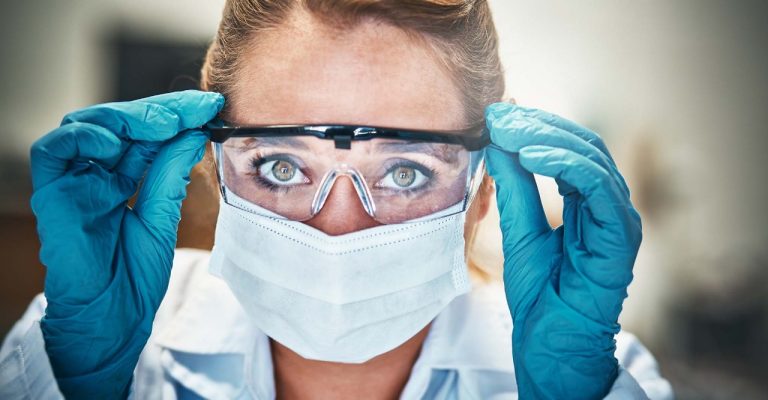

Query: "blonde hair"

xmin=200 ymin=0 xmax=504 ymax=126
xmin=185 ymin=0 xmax=505 ymax=280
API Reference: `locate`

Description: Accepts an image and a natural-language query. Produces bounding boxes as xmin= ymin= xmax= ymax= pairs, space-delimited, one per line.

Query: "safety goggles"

xmin=207 ymin=122 xmax=489 ymax=224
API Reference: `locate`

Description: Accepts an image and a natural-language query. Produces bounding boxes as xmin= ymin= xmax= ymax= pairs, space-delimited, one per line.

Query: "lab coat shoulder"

xmin=0 ymin=248 xmax=213 ymax=400
xmin=0 ymin=293 xmax=62 ymax=399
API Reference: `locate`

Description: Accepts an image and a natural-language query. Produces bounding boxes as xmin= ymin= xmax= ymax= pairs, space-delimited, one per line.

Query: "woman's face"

xmin=227 ymin=10 xmax=487 ymax=235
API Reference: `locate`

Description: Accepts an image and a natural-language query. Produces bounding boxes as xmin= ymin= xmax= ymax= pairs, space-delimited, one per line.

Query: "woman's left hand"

xmin=484 ymin=102 xmax=642 ymax=399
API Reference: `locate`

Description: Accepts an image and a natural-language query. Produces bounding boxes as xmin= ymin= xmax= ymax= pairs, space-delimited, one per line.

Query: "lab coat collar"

xmin=419 ymin=280 xmax=515 ymax=373
xmin=152 ymin=249 xmax=257 ymax=399
xmin=154 ymin=251 xmax=257 ymax=354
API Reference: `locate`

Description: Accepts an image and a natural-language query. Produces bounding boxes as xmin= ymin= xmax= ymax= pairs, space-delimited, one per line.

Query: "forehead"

xmin=227 ymin=9 xmax=465 ymax=131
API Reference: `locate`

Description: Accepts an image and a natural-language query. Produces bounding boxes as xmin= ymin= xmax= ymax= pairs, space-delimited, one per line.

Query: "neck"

xmin=270 ymin=324 xmax=431 ymax=400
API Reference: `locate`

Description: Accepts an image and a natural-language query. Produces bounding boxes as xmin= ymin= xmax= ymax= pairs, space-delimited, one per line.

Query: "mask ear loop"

xmin=310 ymin=164 xmax=378 ymax=218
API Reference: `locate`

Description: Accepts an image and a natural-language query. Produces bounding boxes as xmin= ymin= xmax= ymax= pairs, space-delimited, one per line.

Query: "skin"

xmin=228 ymin=8 xmax=493 ymax=399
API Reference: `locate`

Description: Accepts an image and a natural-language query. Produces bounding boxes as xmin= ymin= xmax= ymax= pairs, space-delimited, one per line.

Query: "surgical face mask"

xmin=208 ymin=189 xmax=471 ymax=363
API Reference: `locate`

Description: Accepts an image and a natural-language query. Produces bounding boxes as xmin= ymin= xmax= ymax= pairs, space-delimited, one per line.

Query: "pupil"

xmin=272 ymin=160 xmax=295 ymax=182
xmin=392 ymin=166 xmax=415 ymax=187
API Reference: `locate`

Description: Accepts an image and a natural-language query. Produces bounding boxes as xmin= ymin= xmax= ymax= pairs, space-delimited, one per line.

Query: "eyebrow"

xmin=371 ymin=142 xmax=461 ymax=165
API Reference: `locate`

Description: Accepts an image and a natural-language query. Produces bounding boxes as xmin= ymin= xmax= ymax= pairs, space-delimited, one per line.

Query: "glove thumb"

xmin=485 ymin=146 xmax=551 ymax=254
xmin=132 ymin=129 xmax=207 ymax=243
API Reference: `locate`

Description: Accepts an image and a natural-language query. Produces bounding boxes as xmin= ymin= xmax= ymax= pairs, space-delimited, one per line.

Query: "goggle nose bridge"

xmin=310 ymin=164 xmax=377 ymax=218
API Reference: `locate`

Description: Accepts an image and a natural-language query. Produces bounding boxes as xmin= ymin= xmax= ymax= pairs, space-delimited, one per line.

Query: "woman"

xmin=1 ymin=0 xmax=672 ymax=398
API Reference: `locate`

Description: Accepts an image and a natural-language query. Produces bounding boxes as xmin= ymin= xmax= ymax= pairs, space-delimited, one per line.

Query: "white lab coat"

xmin=0 ymin=248 xmax=673 ymax=399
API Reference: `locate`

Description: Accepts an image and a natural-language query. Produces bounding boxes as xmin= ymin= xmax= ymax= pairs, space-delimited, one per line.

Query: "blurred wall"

xmin=1 ymin=1 xmax=766 ymax=398
xmin=0 ymin=0 xmax=223 ymax=165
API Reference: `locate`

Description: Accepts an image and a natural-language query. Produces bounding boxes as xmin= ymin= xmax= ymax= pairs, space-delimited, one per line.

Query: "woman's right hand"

xmin=29 ymin=90 xmax=224 ymax=399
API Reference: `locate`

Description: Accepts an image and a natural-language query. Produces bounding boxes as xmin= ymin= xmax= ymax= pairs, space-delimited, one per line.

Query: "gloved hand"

xmin=30 ymin=90 xmax=224 ymax=399
xmin=485 ymin=102 xmax=641 ymax=399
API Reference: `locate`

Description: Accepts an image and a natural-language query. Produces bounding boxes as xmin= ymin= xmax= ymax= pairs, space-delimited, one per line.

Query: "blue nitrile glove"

xmin=485 ymin=102 xmax=641 ymax=399
xmin=30 ymin=90 xmax=224 ymax=399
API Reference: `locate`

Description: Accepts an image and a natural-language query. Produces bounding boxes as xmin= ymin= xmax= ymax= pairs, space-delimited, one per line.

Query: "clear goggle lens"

xmin=210 ymin=126 xmax=487 ymax=224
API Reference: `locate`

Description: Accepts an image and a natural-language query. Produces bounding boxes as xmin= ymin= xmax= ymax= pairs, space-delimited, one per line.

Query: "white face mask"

xmin=209 ymin=190 xmax=471 ymax=363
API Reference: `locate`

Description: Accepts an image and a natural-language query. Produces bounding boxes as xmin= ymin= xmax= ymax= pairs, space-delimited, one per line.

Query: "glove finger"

xmin=61 ymin=90 xmax=224 ymax=142
xmin=485 ymin=145 xmax=551 ymax=255
xmin=518 ymin=145 xmax=641 ymax=256
xmin=487 ymin=102 xmax=616 ymax=161
xmin=556 ymin=207 xmax=637 ymax=330
xmin=487 ymin=111 xmax=630 ymax=199
xmin=30 ymin=123 xmax=124 ymax=191
xmin=132 ymin=129 xmax=207 ymax=243
xmin=113 ymin=141 xmax=163 ymax=182
xmin=505 ymin=104 xmax=617 ymax=161
xmin=33 ymin=165 xmax=135 ymax=305
xmin=556 ymin=194 xmax=635 ymax=324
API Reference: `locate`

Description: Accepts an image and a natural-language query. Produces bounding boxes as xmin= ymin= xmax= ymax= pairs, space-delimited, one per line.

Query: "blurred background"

xmin=1 ymin=1 xmax=766 ymax=398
